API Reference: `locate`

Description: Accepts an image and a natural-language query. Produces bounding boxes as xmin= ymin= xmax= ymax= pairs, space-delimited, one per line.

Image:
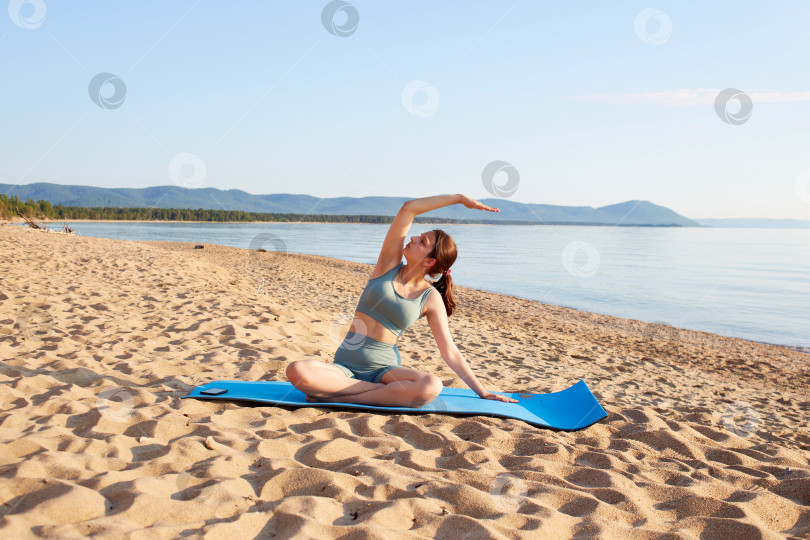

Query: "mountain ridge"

xmin=1 ymin=182 xmax=701 ymax=226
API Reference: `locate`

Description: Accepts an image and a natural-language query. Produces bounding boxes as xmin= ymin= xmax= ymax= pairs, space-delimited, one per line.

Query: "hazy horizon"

xmin=6 ymin=181 xmax=810 ymax=223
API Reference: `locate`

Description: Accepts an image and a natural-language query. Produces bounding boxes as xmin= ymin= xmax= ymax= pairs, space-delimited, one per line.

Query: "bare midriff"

xmin=349 ymin=311 xmax=399 ymax=345
xmin=348 ymin=276 xmax=432 ymax=345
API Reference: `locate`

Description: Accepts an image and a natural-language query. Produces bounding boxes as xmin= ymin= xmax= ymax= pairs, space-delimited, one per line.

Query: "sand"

xmin=0 ymin=223 xmax=808 ymax=539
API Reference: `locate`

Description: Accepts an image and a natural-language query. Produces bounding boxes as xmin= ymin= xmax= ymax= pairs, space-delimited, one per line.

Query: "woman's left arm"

xmin=425 ymin=295 xmax=518 ymax=403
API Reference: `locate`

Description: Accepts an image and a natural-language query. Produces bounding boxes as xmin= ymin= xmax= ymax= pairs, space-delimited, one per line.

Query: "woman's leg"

xmin=286 ymin=359 xmax=383 ymax=398
xmin=313 ymin=367 xmax=443 ymax=408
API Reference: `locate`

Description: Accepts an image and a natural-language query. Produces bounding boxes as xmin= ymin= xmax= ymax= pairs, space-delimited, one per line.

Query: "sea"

xmin=19 ymin=221 xmax=810 ymax=352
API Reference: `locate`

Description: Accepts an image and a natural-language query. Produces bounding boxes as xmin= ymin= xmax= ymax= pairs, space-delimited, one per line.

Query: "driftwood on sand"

xmin=14 ymin=208 xmax=74 ymax=234
xmin=16 ymin=208 xmax=45 ymax=230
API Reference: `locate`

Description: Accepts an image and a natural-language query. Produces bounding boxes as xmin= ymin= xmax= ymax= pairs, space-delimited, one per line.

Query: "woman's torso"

xmin=349 ymin=261 xmax=433 ymax=344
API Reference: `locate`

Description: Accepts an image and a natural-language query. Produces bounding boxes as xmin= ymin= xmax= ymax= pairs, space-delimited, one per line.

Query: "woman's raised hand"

xmin=458 ymin=194 xmax=500 ymax=213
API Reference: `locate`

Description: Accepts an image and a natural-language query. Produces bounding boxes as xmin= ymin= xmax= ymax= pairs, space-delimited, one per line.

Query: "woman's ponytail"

xmin=427 ymin=229 xmax=457 ymax=317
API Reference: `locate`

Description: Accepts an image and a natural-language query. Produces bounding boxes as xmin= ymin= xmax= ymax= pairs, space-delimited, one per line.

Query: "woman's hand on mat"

xmin=458 ymin=194 xmax=499 ymax=213
xmin=479 ymin=391 xmax=519 ymax=403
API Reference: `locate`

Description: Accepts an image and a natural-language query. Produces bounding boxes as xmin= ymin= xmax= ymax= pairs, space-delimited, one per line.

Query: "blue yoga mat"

xmin=184 ymin=379 xmax=607 ymax=431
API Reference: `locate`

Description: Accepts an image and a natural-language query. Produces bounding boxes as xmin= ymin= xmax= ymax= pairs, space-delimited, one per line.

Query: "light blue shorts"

xmin=332 ymin=331 xmax=401 ymax=384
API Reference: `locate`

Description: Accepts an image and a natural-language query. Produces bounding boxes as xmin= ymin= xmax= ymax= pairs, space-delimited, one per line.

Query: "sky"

xmin=2 ymin=1 xmax=810 ymax=220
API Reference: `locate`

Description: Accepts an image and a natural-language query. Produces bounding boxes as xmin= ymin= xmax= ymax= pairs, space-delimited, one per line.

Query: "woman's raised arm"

xmin=373 ymin=194 xmax=500 ymax=275
xmin=407 ymin=194 xmax=500 ymax=215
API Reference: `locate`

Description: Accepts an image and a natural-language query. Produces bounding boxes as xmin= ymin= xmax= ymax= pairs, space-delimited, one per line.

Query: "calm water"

xmin=26 ymin=221 xmax=810 ymax=350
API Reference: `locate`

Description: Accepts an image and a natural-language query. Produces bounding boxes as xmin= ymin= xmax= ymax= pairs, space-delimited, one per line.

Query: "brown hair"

xmin=426 ymin=229 xmax=457 ymax=317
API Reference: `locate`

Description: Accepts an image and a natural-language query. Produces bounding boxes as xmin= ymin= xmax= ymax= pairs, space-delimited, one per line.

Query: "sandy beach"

xmin=1 ymin=224 xmax=808 ymax=539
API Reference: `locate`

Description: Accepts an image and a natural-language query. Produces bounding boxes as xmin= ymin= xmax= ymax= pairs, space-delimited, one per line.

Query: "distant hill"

xmin=695 ymin=218 xmax=810 ymax=229
xmin=0 ymin=182 xmax=701 ymax=226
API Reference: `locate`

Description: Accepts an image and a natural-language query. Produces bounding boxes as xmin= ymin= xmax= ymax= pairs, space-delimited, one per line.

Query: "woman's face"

xmin=404 ymin=231 xmax=437 ymax=265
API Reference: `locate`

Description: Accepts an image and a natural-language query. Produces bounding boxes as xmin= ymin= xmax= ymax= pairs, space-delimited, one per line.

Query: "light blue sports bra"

xmin=355 ymin=261 xmax=435 ymax=338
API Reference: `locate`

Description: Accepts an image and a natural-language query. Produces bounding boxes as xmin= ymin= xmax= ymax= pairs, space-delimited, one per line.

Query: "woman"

xmin=286 ymin=193 xmax=519 ymax=407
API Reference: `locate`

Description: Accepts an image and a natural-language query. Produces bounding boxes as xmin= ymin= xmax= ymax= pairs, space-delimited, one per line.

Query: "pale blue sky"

xmin=2 ymin=1 xmax=810 ymax=219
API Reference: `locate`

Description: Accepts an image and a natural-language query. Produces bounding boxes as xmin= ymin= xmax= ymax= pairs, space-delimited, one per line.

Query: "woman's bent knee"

xmin=413 ymin=375 xmax=443 ymax=405
xmin=286 ymin=359 xmax=351 ymax=386
xmin=285 ymin=360 xmax=313 ymax=384
xmin=424 ymin=374 xmax=443 ymax=394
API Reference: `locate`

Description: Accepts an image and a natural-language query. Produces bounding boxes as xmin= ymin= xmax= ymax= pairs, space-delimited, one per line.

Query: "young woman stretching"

xmin=286 ymin=194 xmax=519 ymax=407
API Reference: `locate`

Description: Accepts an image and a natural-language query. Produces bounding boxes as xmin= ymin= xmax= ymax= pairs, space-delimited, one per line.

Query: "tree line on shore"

xmin=0 ymin=193 xmax=481 ymax=225
xmin=0 ymin=193 xmax=681 ymax=227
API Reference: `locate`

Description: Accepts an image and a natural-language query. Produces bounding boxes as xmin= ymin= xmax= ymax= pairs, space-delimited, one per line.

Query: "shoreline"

xmin=5 ymin=221 xmax=807 ymax=354
xmin=4 ymin=218 xmax=376 ymax=225
xmin=1 ymin=217 xmax=697 ymax=227
xmin=475 ymin=285 xmax=810 ymax=356
xmin=4 ymin=218 xmax=502 ymax=226
xmin=134 ymin=235 xmax=810 ymax=395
